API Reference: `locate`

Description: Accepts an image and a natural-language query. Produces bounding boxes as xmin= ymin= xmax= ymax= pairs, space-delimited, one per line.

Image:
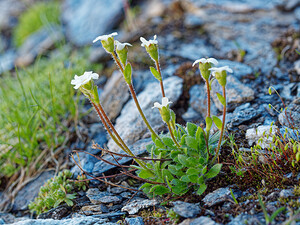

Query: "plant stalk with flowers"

xmin=71 ymin=32 xmax=232 ymax=197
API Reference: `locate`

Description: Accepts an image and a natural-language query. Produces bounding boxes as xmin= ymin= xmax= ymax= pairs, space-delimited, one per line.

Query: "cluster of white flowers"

xmin=192 ymin=57 xmax=233 ymax=76
xmin=71 ymin=71 xmax=99 ymax=89
xmin=140 ymin=35 xmax=158 ymax=47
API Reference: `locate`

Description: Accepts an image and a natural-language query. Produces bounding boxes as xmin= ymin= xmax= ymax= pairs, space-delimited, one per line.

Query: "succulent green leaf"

xmin=150 ymin=66 xmax=162 ymax=80
xmin=185 ymin=136 xmax=198 ymax=150
xmin=138 ymin=169 xmax=155 ymax=179
xmin=205 ymin=164 xmax=222 ymax=179
xmin=124 ymin=63 xmax=132 ymax=84
xmin=197 ymin=183 xmax=207 ymax=195
xmin=178 ymin=154 xmax=190 ymax=167
xmin=150 ymin=185 xmax=170 ymax=195
xmin=188 ymin=175 xmax=198 ymax=183
xmin=216 ymin=92 xmax=226 ymax=106
xmin=162 ymin=137 xmax=174 ymax=148
xmin=206 ymin=116 xmax=213 ymax=130
xmin=212 ymin=116 xmax=223 ymax=130
xmin=187 ymin=168 xmax=200 ymax=175
xmin=186 ymin=122 xmax=198 ymax=137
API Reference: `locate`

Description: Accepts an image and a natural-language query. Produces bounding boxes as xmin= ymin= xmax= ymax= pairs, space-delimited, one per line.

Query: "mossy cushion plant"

xmin=28 ymin=170 xmax=88 ymax=215
xmin=13 ymin=1 xmax=60 ymax=47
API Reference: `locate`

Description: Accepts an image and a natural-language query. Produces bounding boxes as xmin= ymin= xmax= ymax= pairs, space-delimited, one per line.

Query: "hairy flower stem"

xmin=167 ymin=122 xmax=180 ymax=148
xmin=111 ymin=52 xmax=164 ymax=145
xmin=128 ymin=84 xmax=164 ymax=144
xmin=112 ymin=52 xmax=124 ymax=71
xmin=211 ymin=86 xmax=226 ymax=165
xmin=93 ymin=102 xmax=148 ymax=170
xmin=206 ymin=79 xmax=211 ymax=140
xmin=155 ymin=60 xmax=166 ymax=97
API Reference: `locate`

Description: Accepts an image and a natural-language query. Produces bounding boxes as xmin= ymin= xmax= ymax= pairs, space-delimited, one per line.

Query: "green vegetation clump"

xmin=0 ymin=49 xmax=98 ymax=177
xmin=28 ymin=170 xmax=88 ymax=215
xmin=13 ymin=2 xmax=61 ymax=47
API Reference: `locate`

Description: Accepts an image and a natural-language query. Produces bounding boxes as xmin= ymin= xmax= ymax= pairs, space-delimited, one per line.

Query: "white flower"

xmin=209 ymin=66 xmax=233 ymax=75
xmin=192 ymin=58 xmax=218 ymax=67
xmin=114 ymin=40 xmax=132 ymax=51
xmin=152 ymin=97 xmax=172 ymax=109
xmin=93 ymin=32 xmax=118 ymax=43
xmin=71 ymin=71 xmax=99 ymax=89
xmin=140 ymin=35 xmax=158 ymax=47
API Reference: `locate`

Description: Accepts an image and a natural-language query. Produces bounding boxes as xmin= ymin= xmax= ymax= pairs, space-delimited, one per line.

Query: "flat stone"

xmin=106 ymin=76 xmax=183 ymax=153
xmin=182 ymin=107 xmax=202 ymax=123
xmin=246 ymin=125 xmax=277 ymax=148
xmin=92 ymin=138 xmax=152 ymax=176
xmin=13 ymin=171 xmax=55 ymax=211
xmin=279 ymin=189 xmax=294 ymax=198
xmin=9 ymin=216 xmax=116 ymax=225
xmin=80 ymin=205 xmax=109 ymax=215
xmin=211 ymin=75 xmax=255 ymax=111
xmin=202 ymin=187 xmax=241 ymax=207
xmin=86 ymin=189 xmax=116 ymax=204
xmin=278 ymin=98 xmax=300 ymax=128
xmin=227 ymin=213 xmax=265 ymax=225
xmin=189 ymin=84 xmax=218 ymax=119
xmin=100 ymin=70 xmax=130 ymax=121
xmin=179 ymin=216 xmax=219 ymax=225
xmin=0 ymin=50 xmax=16 ymax=74
xmin=15 ymin=25 xmax=64 ymax=67
xmin=121 ymin=199 xmax=158 ymax=215
xmin=62 ymin=0 xmax=123 ymax=46
xmin=226 ymin=103 xmax=260 ymax=129
xmin=172 ymin=201 xmax=201 ymax=218
xmin=125 ymin=217 xmax=144 ymax=225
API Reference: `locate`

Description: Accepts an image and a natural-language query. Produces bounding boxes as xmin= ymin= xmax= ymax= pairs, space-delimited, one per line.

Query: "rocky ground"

xmin=0 ymin=0 xmax=300 ymax=224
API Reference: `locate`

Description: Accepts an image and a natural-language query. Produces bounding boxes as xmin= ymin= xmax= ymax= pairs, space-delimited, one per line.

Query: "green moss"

xmin=13 ymin=2 xmax=61 ymax=47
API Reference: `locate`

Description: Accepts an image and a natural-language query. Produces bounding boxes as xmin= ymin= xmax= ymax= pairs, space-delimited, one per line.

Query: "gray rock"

xmin=278 ymin=98 xmax=300 ymax=128
xmin=15 ymin=25 xmax=64 ymax=67
xmin=62 ymin=0 xmax=123 ymax=46
xmin=179 ymin=216 xmax=219 ymax=225
xmin=279 ymin=189 xmax=294 ymax=198
xmin=0 ymin=50 xmax=16 ymax=74
xmin=211 ymin=75 xmax=255 ymax=111
xmin=13 ymin=171 xmax=55 ymax=211
xmin=182 ymin=107 xmax=202 ymax=122
xmin=86 ymin=189 xmax=115 ymax=204
xmin=189 ymin=0 xmax=283 ymax=10
xmin=227 ymin=213 xmax=264 ymax=225
xmin=100 ymin=70 xmax=130 ymax=121
xmin=0 ymin=0 xmax=25 ymax=30
xmin=0 ymin=218 xmax=4 ymax=224
xmin=80 ymin=205 xmax=109 ymax=215
xmin=246 ymin=125 xmax=277 ymax=148
xmin=106 ymin=76 xmax=183 ymax=153
xmin=189 ymin=84 xmax=218 ymax=119
xmin=10 ymin=216 xmax=116 ymax=225
xmin=109 ymin=187 xmax=126 ymax=194
xmin=184 ymin=14 xmax=204 ymax=29
xmin=172 ymin=201 xmax=201 ymax=218
xmin=92 ymin=138 xmax=152 ymax=176
xmin=218 ymin=60 xmax=253 ymax=80
xmin=125 ymin=217 xmax=144 ymax=225
xmin=202 ymin=187 xmax=241 ymax=207
xmin=95 ymin=195 xmax=122 ymax=204
xmin=226 ymin=103 xmax=260 ymax=129
xmin=121 ymin=199 xmax=158 ymax=215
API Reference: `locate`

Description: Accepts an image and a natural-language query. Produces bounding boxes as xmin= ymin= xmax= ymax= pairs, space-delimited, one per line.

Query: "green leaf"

xmin=65 ymin=199 xmax=74 ymax=206
xmin=140 ymin=183 xmax=152 ymax=194
xmin=170 ymin=150 xmax=181 ymax=159
xmin=270 ymin=207 xmax=285 ymax=222
xmin=205 ymin=164 xmax=222 ymax=179
xmin=187 ymin=168 xmax=200 ymax=175
xmin=186 ymin=157 xmax=198 ymax=167
xmin=268 ymin=87 xmax=272 ymax=95
xmin=188 ymin=175 xmax=198 ymax=183
xmin=175 ymin=163 xmax=184 ymax=170
xmin=180 ymin=134 xmax=187 ymax=145
xmin=146 ymin=144 xmax=154 ymax=153
xmin=178 ymin=154 xmax=190 ymax=167
xmin=162 ymin=169 xmax=174 ymax=180
xmin=124 ymin=63 xmax=132 ymax=84
xmin=180 ymin=175 xmax=190 ymax=182
xmin=162 ymin=137 xmax=174 ymax=148
xmin=168 ymin=165 xmax=180 ymax=176
xmin=216 ymin=92 xmax=226 ymax=106
xmin=196 ymin=183 xmax=207 ymax=195
xmin=150 ymin=185 xmax=170 ymax=195
xmin=212 ymin=116 xmax=222 ymax=130
xmin=206 ymin=116 xmax=213 ymax=131
xmin=150 ymin=66 xmax=162 ymax=80
xmin=185 ymin=136 xmax=198 ymax=150
xmin=155 ymin=139 xmax=164 ymax=148
xmin=171 ymin=179 xmax=188 ymax=195
xmin=186 ymin=122 xmax=198 ymax=137
xmin=138 ymin=169 xmax=155 ymax=179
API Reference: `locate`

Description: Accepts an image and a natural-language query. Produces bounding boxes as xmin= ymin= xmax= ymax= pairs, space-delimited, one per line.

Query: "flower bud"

xmin=199 ymin=62 xmax=212 ymax=80
xmin=161 ymin=106 xmax=171 ymax=123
